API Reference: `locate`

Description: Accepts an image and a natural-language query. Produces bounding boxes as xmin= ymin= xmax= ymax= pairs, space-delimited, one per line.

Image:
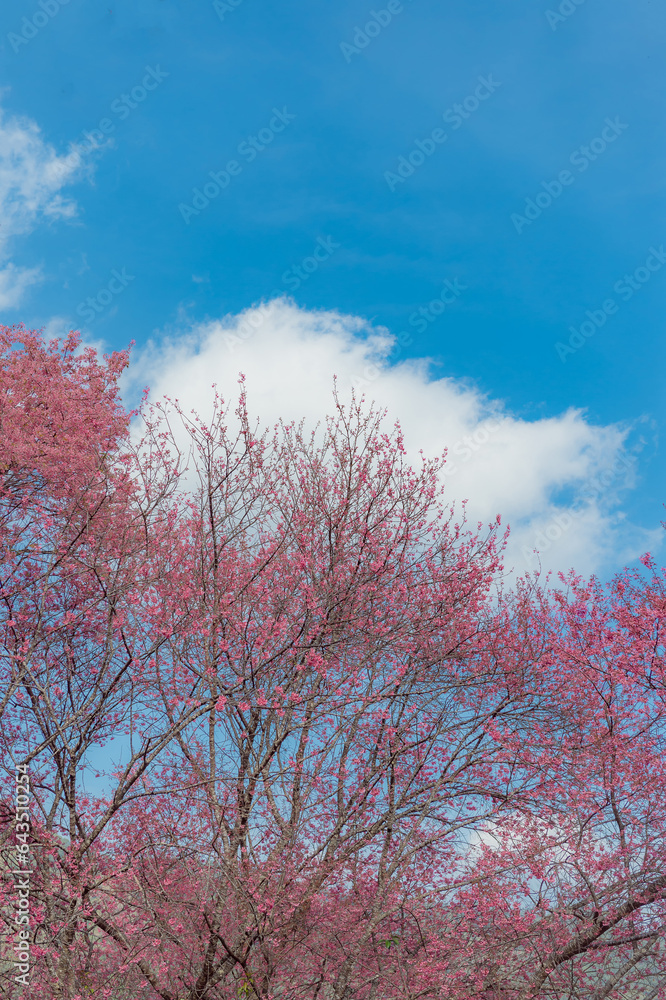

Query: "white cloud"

xmin=124 ymin=298 xmax=660 ymax=581
xmin=0 ymin=262 xmax=42 ymax=309
xmin=0 ymin=100 xmax=88 ymax=310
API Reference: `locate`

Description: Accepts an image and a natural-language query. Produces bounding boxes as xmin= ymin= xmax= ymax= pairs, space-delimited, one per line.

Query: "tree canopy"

xmin=1 ymin=327 xmax=665 ymax=1000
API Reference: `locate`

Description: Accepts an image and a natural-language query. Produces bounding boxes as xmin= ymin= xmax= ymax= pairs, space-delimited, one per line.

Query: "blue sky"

xmin=1 ymin=0 xmax=665 ymax=579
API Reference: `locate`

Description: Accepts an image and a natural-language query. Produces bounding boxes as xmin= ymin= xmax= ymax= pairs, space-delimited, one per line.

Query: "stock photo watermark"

xmin=555 ymin=245 xmax=666 ymax=361
xmin=348 ymin=330 xmax=503 ymax=472
xmin=52 ymin=66 xmax=169 ymax=180
xmin=179 ymin=107 xmax=296 ymax=224
xmin=279 ymin=236 xmax=341 ymax=292
xmin=350 ymin=329 xmax=413 ymax=393
xmin=76 ymin=267 xmax=135 ymax=323
xmin=407 ymin=278 xmax=467 ymax=333
xmin=213 ymin=0 xmax=246 ymax=21
xmin=384 ymin=75 xmax=501 ymax=192
xmin=10 ymin=765 xmax=32 ymax=987
xmin=546 ymin=0 xmax=588 ymax=31
xmin=7 ymin=0 xmax=71 ymax=54
xmin=446 ymin=419 xmax=502 ymax=477
xmin=511 ymin=116 xmax=628 ymax=234
xmin=350 ymin=276 xmax=468 ymax=391
xmin=339 ymin=1 xmax=414 ymax=62
xmin=222 ymin=237 xmax=341 ymax=352
xmin=521 ymin=449 xmax=634 ymax=567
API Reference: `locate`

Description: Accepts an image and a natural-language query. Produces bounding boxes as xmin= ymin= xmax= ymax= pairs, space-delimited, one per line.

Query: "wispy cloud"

xmin=0 ymin=100 xmax=89 ymax=309
xmin=0 ymin=262 xmax=42 ymax=309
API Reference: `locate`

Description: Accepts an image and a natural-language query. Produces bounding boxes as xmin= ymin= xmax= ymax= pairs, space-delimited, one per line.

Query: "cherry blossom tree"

xmin=1 ymin=326 xmax=666 ymax=1000
xmin=0 ymin=325 xmax=211 ymax=999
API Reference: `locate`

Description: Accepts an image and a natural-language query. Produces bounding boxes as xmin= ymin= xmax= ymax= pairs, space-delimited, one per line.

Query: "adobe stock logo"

xmin=407 ymin=278 xmax=467 ymax=333
xmin=546 ymin=0 xmax=587 ymax=31
xmin=278 ymin=236 xmax=340 ymax=293
xmin=76 ymin=268 xmax=135 ymax=323
xmin=521 ymin=449 xmax=635 ymax=568
xmin=179 ymin=107 xmax=296 ymax=224
xmin=446 ymin=421 xmax=502 ymax=478
xmin=7 ymin=0 xmax=71 ymax=54
xmin=350 ymin=276 xmax=467 ymax=392
xmin=213 ymin=0 xmax=245 ymax=20
xmin=555 ymin=246 xmax=666 ymax=361
xmin=339 ymin=1 xmax=413 ymax=62
xmin=511 ymin=117 xmax=628 ymax=234
xmin=384 ymin=75 xmax=500 ymax=192
xmin=50 ymin=66 xmax=169 ymax=183
xmin=222 ymin=237 xmax=341 ymax=354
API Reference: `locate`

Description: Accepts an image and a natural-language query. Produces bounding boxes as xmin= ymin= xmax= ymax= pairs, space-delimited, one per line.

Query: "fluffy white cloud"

xmin=0 ymin=101 xmax=87 ymax=309
xmin=124 ymin=298 xmax=660 ymax=581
